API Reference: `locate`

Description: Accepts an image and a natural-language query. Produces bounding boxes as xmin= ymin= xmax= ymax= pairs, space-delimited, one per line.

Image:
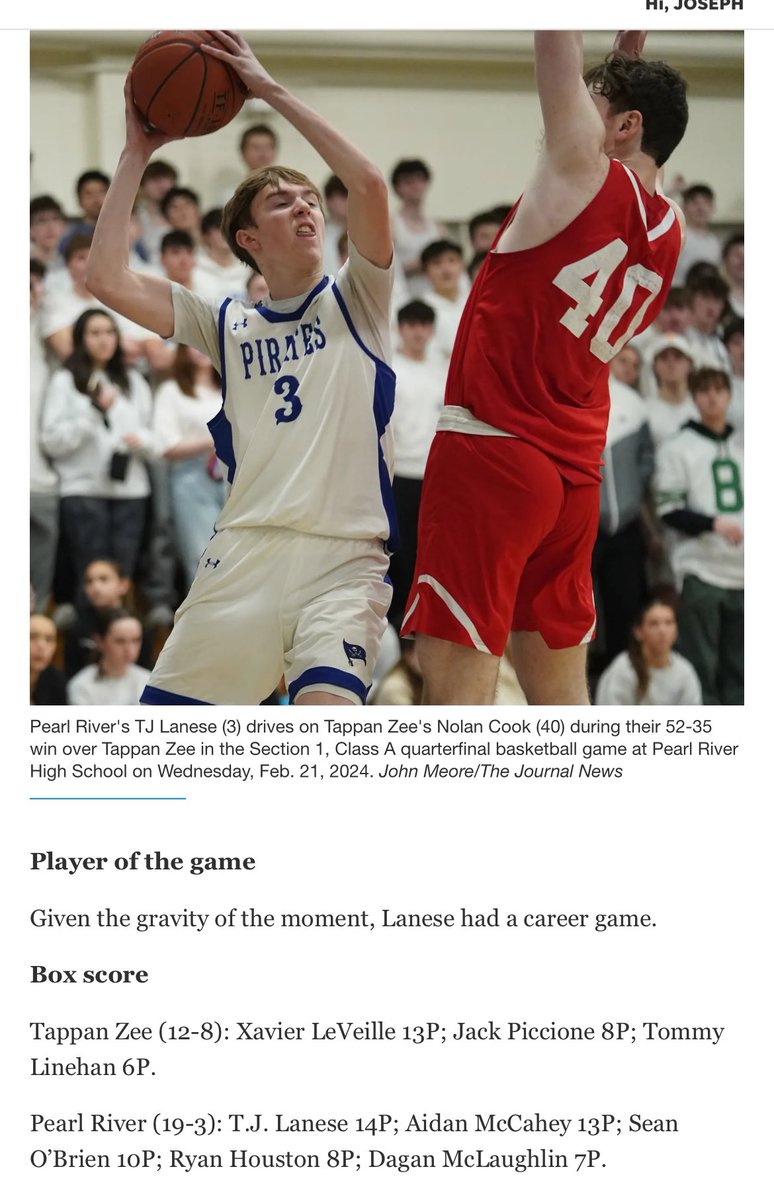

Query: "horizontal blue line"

xmin=29 ymin=796 xmax=187 ymax=801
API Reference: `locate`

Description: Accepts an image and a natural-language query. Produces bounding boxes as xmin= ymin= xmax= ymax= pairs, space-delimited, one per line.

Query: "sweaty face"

xmin=242 ymin=184 xmax=324 ymax=271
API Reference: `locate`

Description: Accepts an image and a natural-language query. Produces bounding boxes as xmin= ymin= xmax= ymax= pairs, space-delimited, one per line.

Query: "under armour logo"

xmin=343 ymin=639 xmax=366 ymax=666
xmin=204 ymin=557 xmax=220 ymax=569
xmin=232 ymin=318 xmax=248 ymax=330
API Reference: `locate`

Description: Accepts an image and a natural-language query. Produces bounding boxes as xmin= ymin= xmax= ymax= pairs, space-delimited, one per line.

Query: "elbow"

xmin=85 ymin=251 xmax=116 ymax=305
xmin=352 ymin=167 xmax=388 ymax=207
xmin=85 ymin=266 xmax=108 ymax=303
xmin=84 ymin=251 xmax=99 ymax=295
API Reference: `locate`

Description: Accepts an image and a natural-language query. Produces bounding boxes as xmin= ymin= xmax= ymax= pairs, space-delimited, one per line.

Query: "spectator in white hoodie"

xmin=41 ymin=308 xmax=154 ymax=601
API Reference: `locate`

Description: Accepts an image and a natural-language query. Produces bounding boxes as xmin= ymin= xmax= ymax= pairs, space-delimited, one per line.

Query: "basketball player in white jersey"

xmin=87 ymin=31 xmax=396 ymax=705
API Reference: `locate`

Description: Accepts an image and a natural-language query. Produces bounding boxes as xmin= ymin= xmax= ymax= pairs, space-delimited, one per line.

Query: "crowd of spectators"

xmin=30 ymin=126 xmax=743 ymax=706
xmin=591 ymin=180 xmax=744 ymax=704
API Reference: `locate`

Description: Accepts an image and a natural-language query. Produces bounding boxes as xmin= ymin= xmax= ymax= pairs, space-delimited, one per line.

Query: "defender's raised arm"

xmin=534 ymin=32 xmax=606 ymax=169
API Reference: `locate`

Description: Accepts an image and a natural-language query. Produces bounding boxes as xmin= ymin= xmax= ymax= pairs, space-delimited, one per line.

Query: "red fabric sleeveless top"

xmin=445 ymin=159 xmax=681 ymax=483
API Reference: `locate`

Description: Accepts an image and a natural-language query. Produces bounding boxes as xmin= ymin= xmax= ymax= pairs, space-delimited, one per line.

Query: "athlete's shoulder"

xmin=337 ymin=240 xmax=392 ymax=293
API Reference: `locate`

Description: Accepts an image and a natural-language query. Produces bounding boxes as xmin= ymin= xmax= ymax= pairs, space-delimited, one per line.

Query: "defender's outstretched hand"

xmin=203 ymin=30 xmax=274 ymax=99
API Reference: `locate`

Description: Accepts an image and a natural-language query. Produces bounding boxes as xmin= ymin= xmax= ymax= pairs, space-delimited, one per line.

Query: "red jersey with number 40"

xmin=446 ymin=159 xmax=681 ymax=483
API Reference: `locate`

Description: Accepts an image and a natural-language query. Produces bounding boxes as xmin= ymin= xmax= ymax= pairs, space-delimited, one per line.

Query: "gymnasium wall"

xmin=30 ymin=30 xmax=743 ymax=227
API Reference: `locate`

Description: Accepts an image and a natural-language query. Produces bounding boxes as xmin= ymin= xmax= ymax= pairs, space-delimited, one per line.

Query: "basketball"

xmin=131 ymin=30 xmax=247 ymax=138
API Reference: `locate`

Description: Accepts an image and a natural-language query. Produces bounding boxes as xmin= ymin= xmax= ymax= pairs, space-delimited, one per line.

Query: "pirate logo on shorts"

xmin=343 ymin=639 xmax=366 ymax=667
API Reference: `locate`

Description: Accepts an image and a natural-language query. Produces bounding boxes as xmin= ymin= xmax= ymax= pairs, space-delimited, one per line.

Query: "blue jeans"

xmin=169 ymin=455 xmax=226 ymax=587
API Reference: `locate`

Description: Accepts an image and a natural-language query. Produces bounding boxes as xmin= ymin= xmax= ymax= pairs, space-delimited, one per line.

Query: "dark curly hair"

xmin=584 ymin=53 xmax=688 ymax=167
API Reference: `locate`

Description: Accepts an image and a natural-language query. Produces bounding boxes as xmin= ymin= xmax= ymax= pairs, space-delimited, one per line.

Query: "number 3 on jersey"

xmin=274 ymin=375 xmax=303 ymax=424
xmin=553 ymin=238 xmax=663 ymax=364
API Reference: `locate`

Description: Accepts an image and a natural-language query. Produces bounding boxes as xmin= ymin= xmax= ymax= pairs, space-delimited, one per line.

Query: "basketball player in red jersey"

xmin=402 ymin=30 xmax=688 ymax=704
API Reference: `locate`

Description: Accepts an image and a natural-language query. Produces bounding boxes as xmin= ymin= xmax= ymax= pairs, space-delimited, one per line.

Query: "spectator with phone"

xmin=41 ymin=308 xmax=154 ymax=601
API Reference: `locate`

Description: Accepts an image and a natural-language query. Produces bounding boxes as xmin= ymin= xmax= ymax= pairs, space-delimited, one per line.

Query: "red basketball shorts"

xmin=401 ymin=433 xmax=598 ymax=654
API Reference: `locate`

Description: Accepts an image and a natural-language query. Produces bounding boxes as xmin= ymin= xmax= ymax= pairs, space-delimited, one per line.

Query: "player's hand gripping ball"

xmin=131 ymin=30 xmax=248 ymax=138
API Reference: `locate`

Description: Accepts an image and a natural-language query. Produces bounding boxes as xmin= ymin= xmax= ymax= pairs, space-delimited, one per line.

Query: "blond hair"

xmin=222 ymin=167 xmax=323 ymax=268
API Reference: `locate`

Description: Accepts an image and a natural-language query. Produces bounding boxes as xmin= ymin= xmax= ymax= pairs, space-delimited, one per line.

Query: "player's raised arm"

xmin=85 ymin=78 xmax=176 ymax=337
xmin=534 ymin=31 xmax=607 ymax=170
xmin=203 ymin=31 xmax=392 ymax=269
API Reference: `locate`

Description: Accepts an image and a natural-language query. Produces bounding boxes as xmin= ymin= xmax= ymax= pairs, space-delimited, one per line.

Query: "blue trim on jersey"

xmin=207 ymin=408 xmax=236 ymax=484
xmin=217 ymin=296 xmax=231 ymax=399
xmin=288 ymin=667 xmax=368 ymax=705
xmin=141 ymin=684 xmax=213 ymax=706
xmin=207 ymin=296 xmax=237 ymax=485
xmin=256 ymin=276 xmax=329 ymax=323
xmin=331 ymin=281 xmax=399 ymax=552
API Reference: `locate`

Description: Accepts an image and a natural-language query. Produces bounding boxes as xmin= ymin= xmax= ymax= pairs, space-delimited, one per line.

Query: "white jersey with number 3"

xmin=170 ymin=241 xmax=397 ymax=547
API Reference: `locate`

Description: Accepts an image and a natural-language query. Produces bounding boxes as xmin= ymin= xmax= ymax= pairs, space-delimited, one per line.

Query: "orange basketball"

xmin=131 ymin=30 xmax=248 ymax=138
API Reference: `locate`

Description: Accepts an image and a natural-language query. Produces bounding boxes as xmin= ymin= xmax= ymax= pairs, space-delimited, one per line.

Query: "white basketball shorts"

xmin=141 ymin=526 xmax=391 ymax=705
